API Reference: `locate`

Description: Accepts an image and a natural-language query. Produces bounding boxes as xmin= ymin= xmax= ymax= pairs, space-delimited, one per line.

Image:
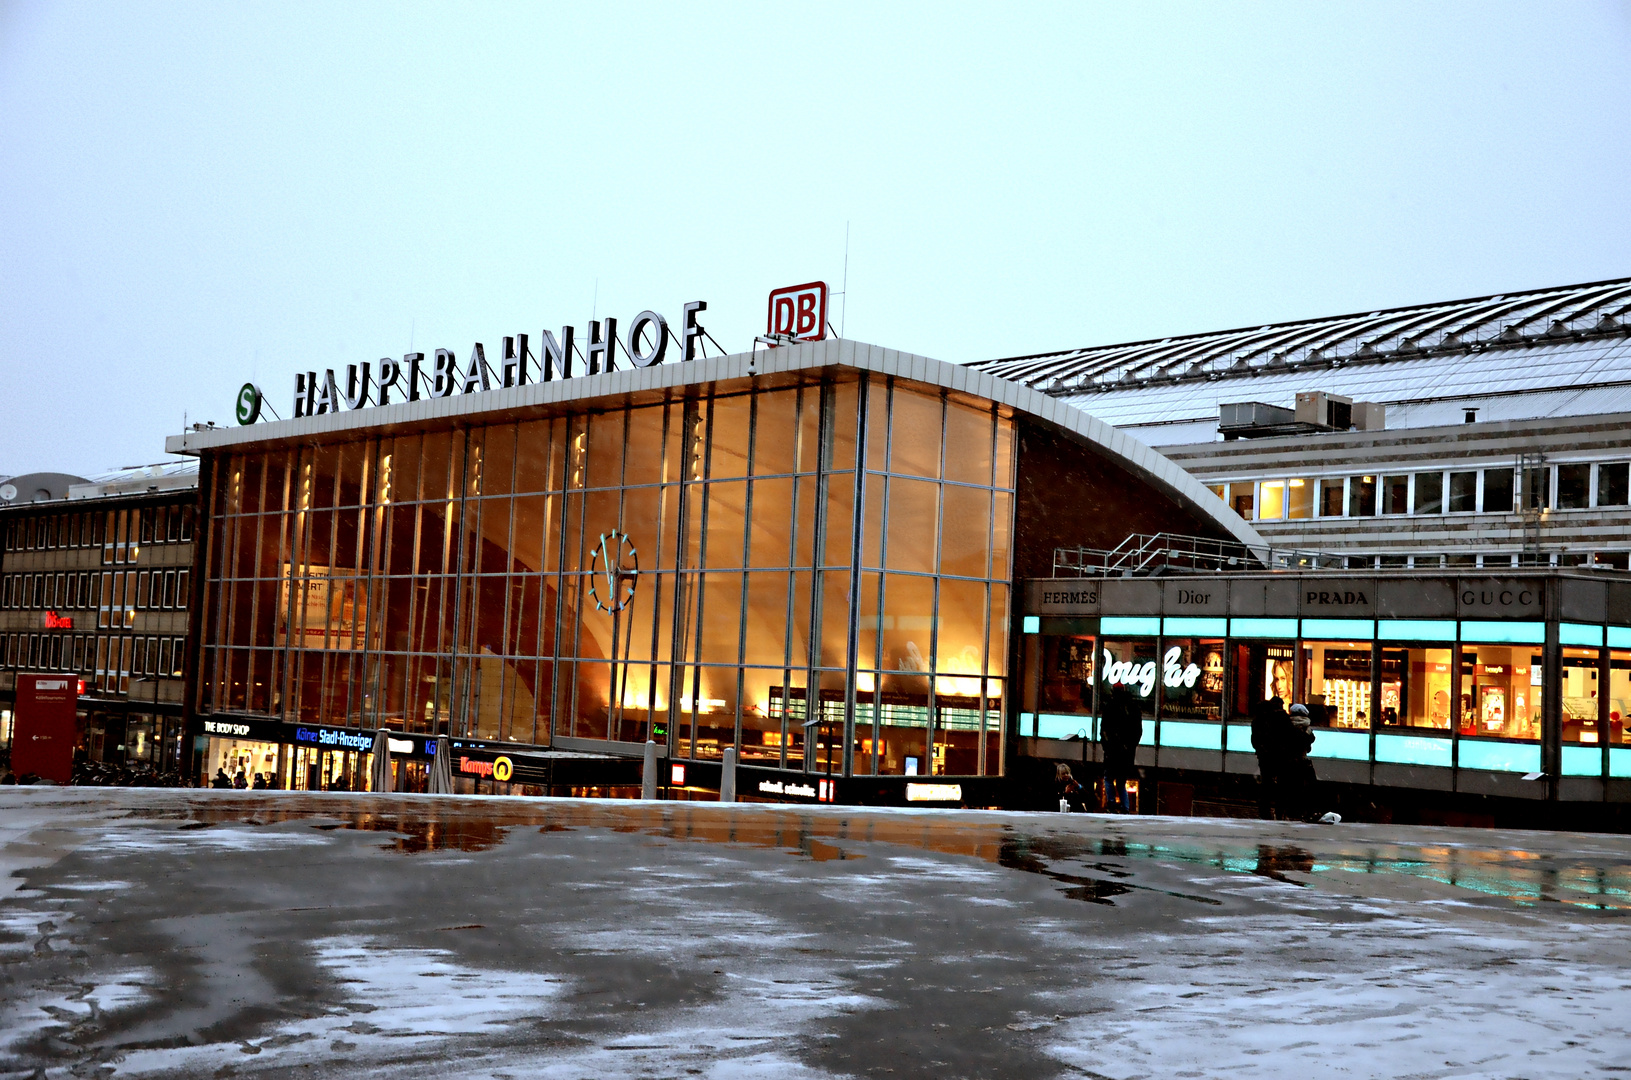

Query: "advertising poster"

xmin=278 ymin=565 xmax=357 ymax=650
xmin=12 ymin=674 xmax=78 ymax=783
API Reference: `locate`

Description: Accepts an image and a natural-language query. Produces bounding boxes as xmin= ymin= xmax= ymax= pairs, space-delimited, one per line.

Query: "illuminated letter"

xmin=501 ymin=334 xmax=529 ymax=388
xmin=539 ymin=327 xmax=574 ymax=381
xmin=682 ymin=300 xmax=707 ymax=362
xmin=431 ymin=349 xmax=457 ymax=397
xmin=314 ymin=370 xmax=339 ymax=414
xmin=376 ymin=358 xmax=401 ymax=405
xmin=586 ymin=318 xmax=618 ymax=374
xmin=343 ymin=362 xmax=371 ymax=409
xmin=405 ymin=352 xmax=425 ymax=401
xmin=458 ymin=343 xmax=490 ymax=394
xmin=625 ymin=311 xmax=669 ymax=368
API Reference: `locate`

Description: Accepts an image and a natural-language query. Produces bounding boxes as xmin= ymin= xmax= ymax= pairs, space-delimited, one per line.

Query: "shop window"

xmin=1483 ymin=469 xmax=1515 ymax=512
xmin=1100 ymin=639 xmax=1158 ymax=721
xmin=1376 ymin=645 xmax=1452 ymax=730
xmin=1561 ymin=647 xmax=1602 ymax=745
xmin=1286 ymin=479 xmax=1313 ymax=520
xmin=1318 ymin=478 xmax=1344 ymax=517
xmin=1160 ymin=638 xmax=1225 ymax=720
xmin=1229 ymin=640 xmax=1296 ymax=721
xmin=1598 ymin=463 xmax=1630 ymax=507
xmin=1040 ymin=635 xmax=1096 ymax=715
xmin=1348 ymin=475 xmax=1376 ymax=517
xmin=1301 ymin=640 xmax=1372 ymax=728
xmin=1521 ymin=467 xmax=1549 ymax=511
xmin=1413 ymin=472 xmax=1444 ymax=515
xmin=1557 ymin=464 xmax=1591 ymax=510
xmin=1259 ymin=481 xmax=1286 ymax=520
xmin=1458 ymin=645 xmax=1542 ymax=740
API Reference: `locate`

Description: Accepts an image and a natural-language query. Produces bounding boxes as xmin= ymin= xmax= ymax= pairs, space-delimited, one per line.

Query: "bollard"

xmin=641 ymin=739 xmax=658 ymax=800
xmin=720 ymin=746 xmax=737 ymax=803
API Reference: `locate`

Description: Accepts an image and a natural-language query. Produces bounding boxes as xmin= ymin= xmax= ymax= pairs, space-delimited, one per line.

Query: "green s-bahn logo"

xmin=235 ymin=383 xmax=263 ymax=426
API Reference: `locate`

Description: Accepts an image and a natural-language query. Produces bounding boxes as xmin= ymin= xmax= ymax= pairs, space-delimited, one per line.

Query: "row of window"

xmin=4 ymin=631 xmax=185 ymax=682
xmin=1 ymin=570 xmax=191 ymax=615
xmin=1212 ymin=462 xmax=1631 ymax=521
xmin=1 ymin=504 xmax=194 ymax=554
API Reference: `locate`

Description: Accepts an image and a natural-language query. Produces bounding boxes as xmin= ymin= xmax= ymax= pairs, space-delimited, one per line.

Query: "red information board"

xmin=12 ymin=674 xmax=79 ymax=783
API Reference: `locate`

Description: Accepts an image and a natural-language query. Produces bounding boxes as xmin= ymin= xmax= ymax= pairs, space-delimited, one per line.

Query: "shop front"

xmin=1019 ymin=569 xmax=1631 ymax=814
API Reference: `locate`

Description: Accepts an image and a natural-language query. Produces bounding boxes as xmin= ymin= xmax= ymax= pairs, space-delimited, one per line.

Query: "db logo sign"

xmin=766 ymin=281 xmax=828 ymax=343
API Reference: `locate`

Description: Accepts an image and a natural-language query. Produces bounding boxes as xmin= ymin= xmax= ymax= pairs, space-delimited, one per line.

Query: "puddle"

xmin=329 ymin=814 xmax=510 ymax=854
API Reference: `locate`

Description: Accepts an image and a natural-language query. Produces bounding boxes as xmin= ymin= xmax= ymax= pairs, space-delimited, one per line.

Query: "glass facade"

xmin=197 ymin=374 xmax=1015 ymax=777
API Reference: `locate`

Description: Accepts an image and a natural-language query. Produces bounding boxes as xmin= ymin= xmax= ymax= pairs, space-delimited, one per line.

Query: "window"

xmin=1522 ymin=467 xmax=1550 ymax=511
xmin=137 ymin=571 xmax=151 ymax=609
xmin=1318 ymin=478 xmax=1344 ymax=517
xmin=1349 ymin=475 xmax=1377 ymax=516
xmin=1448 ymin=471 xmax=1477 ymax=512
xmin=1228 ymin=640 xmax=1296 ymax=722
xmin=1259 ymin=481 xmax=1286 ymax=520
xmin=1459 ymin=645 xmax=1542 ymax=741
xmin=23 ymin=575 xmax=35 ymax=608
xmin=1303 ymin=640 xmax=1373 ymax=728
xmin=157 ymin=638 xmax=171 ymax=678
xmin=1377 ymin=646 xmax=1453 ymax=730
xmin=1561 ymin=647 xmax=1602 ymax=746
xmin=1599 ymin=464 xmax=1629 ymax=507
xmin=176 ymin=571 xmax=190 ymax=608
xmin=1 ymin=576 xmax=10 ymax=607
xmin=1483 ymin=469 xmax=1515 ymax=512
xmin=1160 ymin=637 xmax=1225 ymax=721
xmin=1557 ymin=464 xmax=1590 ymax=509
xmin=1229 ymin=483 xmax=1254 ymax=520
xmin=1414 ymin=472 xmax=1443 ymax=515
xmin=1287 ymin=478 xmax=1312 ymax=519
xmin=1382 ymin=475 xmax=1409 ymax=515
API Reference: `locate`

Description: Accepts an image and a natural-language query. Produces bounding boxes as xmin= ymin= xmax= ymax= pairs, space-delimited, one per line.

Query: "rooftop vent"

xmin=1218 ymin=391 xmax=1385 ymax=440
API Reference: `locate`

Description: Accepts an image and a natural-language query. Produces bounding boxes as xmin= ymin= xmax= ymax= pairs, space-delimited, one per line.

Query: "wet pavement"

xmin=1 ymin=790 xmax=1629 ymax=1078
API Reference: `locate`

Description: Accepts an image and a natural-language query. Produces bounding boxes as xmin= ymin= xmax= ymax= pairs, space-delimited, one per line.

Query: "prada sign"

xmin=289 ymin=301 xmax=709 ymax=419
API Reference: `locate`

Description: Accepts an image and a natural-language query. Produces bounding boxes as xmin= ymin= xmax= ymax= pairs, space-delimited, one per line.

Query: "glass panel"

xmin=1557 ymin=464 xmax=1590 ymax=509
xmin=1599 ymin=463 xmax=1629 ymax=507
xmin=1160 ymin=638 xmax=1225 ymax=720
xmin=1483 ymin=468 xmax=1515 ymax=512
xmin=878 ymin=573 xmax=935 ymax=676
xmin=514 ymin=420 xmax=553 ymax=493
xmin=1099 ymin=639 xmax=1158 ymax=721
xmin=1610 ymin=650 xmax=1631 ymax=747
xmin=942 ymin=401 xmax=993 ymax=486
xmin=1228 ymin=640 xmax=1296 ymax=721
xmin=865 ymin=385 xmax=890 ymax=472
xmin=751 ymin=389 xmax=799 ymax=477
xmin=703 ymin=481 xmax=748 ymax=570
xmin=1448 ymin=471 xmax=1477 ymax=512
xmin=822 ymin=476 xmax=854 ymax=568
xmin=1040 ymin=634 xmax=1096 ymax=714
xmin=1229 ymin=483 xmax=1255 ymax=519
xmin=938 ymin=486 xmax=991 ymax=578
xmin=1286 ymin=478 xmax=1313 ymax=519
xmin=623 ymin=406 xmax=667 ymax=486
xmin=1521 ymin=466 xmax=1549 ymax=511
xmin=1258 ymin=481 xmax=1286 ymax=520
xmin=885 ymin=478 xmax=938 ymax=574
xmin=1382 ymin=475 xmax=1409 ymax=515
xmin=1303 ymin=640 xmax=1372 ymax=729
xmin=1348 ymin=475 xmax=1376 ymax=516
xmin=709 ymin=395 xmax=752 ymax=480
xmin=1376 ymin=645 xmax=1451 ymax=730
xmin=1318 ymin=478 xmax=1344 ymax=517
xmin=741 ymin=572 xmax=792 ymax=667
xmin=1561 ymin=647 xmax=1603 ymax=745
xmin=888 ymin=387 xmax=941 ymax=479
xmin=935 ymin=578 xmax=987 ymax=679
xmin=1457 ymin=645 xmax=1543 ymax=740
xmin=1413 ymin=472 xmax=1443 ymax=514
xmin=586 ymin=410 xmax=626 ymax=488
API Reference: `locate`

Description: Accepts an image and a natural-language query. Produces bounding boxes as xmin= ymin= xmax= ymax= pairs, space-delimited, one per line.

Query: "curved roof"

xmin=165 ymin=337 xmax=1265 ymax=550
xmin=0 ymin=472 xmax=91 ymax=505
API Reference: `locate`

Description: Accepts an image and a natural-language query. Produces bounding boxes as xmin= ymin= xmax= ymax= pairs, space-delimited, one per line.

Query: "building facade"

xmin=167 ymin=338 xmax=1252 ymax=801
xmin=976 ymin=277 xmax=1631 ymax=569
xmin=0 ymin=465 xmax=198 ymax=776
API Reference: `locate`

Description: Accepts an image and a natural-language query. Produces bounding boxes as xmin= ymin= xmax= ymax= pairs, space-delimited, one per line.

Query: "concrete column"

xmin=720 ymin=746 xmax=737 ymax=803
xmin=641 ymin=739 xmax=658 ymax=800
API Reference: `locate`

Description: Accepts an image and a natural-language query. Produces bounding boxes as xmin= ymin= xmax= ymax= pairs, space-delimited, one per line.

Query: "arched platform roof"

xmin=166 ymin=338 xmax=1265 ymax=550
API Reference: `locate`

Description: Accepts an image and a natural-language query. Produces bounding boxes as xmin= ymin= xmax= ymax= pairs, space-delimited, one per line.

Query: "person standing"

xmin=1251 ymin=693 xmax=1292 ymax=819
xmin=1100 ymin=685 xmax=1143 ymax=813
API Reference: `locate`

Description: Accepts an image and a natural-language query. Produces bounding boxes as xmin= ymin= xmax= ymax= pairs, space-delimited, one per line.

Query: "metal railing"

xmin=1052 ymin=532 xmax=1345 ymax=577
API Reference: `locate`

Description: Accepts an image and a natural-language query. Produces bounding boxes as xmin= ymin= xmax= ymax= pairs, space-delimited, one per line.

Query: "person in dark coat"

xmin=1100 ymin=685 xmax=1143 ymax=813
xmin=210 ymin=768 xmax=232 ymax=789
xmin=1280 ymin=703 xmax=1318 ymax=821
xmin=1251 ymin=694 xmax=1292 ymax=819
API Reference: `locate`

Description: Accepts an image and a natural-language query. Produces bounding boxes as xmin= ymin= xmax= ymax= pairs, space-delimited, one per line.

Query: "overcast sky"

xmin=4 ymin=2 xmax=1630 ymax=477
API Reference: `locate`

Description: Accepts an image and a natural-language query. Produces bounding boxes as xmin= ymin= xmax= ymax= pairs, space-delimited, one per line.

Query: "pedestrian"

xmin=1281 ymin=704 xmax=1318 ymax=821
xmin=232 ymin=769 xmax=248 ymax=789
xmin=210 ymin=768 xmax=231 ymax=789
xmin=1100 ymin=685 xmax=1142 ymax=813
xmin=1055 ymin=762 xmax=1086 ymax=812
xmin=1251 ymin=692 xmax=1292 ymax=819
xmin=251 ymin=772 xmax=267 ymax=790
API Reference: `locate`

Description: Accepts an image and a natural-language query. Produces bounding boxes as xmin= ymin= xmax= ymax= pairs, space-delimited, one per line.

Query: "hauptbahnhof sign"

xmin=254 ymin=301 xmax=710 ymax=423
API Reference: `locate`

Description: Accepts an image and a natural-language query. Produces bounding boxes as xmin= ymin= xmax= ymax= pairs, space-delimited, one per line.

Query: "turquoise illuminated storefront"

xmin=1019 ymin=570 xmax=1631 ymax=814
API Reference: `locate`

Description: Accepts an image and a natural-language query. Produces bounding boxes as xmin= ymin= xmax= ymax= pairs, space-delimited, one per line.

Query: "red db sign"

xmin=766 ymin=281 xmax=828 ymax=343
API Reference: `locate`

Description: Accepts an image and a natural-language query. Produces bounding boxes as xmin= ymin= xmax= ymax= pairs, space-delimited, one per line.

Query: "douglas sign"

xmin=240 ymin=301 xmax=711 ymax=425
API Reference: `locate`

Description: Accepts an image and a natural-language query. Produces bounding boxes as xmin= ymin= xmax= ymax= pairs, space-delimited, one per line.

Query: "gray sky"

xmin=4 ymin=2 xmax=1630 ymax=478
